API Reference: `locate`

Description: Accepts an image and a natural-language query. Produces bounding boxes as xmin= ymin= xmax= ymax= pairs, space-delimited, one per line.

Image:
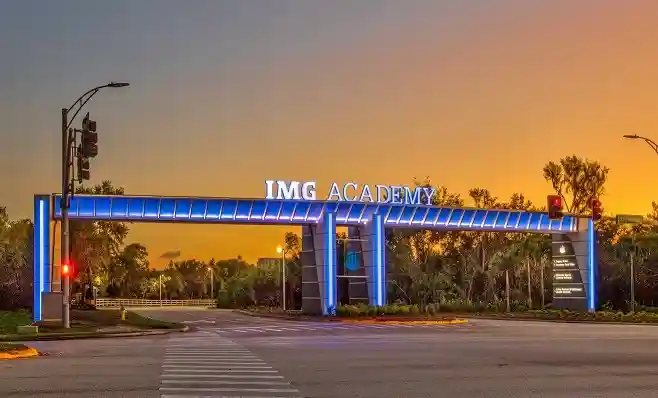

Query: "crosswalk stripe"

xmin=208 ymin=322 xmax=454 ymax=334
xmin=160 ymin=334 xmax=300 ymax=398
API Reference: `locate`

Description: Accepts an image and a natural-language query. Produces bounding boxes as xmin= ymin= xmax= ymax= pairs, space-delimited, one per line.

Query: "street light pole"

xmin=60 ymin=82 xmax=129 ymax=328
xmin=623 ymin=134 xmax=658 ymax=156
xmin=630 ymin=236 xmax=636 ymax=313
xmin=277 ymin=246 xmax=286 ymax=311
xmin=209 ymin=267 xmax=214 ymax=299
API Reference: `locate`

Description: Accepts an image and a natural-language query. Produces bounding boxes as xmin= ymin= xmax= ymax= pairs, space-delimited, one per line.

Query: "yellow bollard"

xmin=120 ymin=306 xmax=127 ymax=321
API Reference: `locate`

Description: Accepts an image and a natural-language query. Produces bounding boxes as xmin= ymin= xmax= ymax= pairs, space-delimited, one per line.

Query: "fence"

xmin=94 ymin=298 xmax=215 ymax=308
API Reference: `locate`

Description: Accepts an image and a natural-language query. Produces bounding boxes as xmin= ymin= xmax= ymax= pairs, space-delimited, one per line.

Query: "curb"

xmin=0 ymin=347 xmax=39 ymax=360
xmin=0 ymin=326 xmax=189 ymax=342
xmin=236 ymin=310 xmax=658 ymax=327
xmin=461 ymin=315 xmax=658 ymax=326
xmin=339 ymin=319 xmax=469 ymax=325
xmin=235 ymin=310 xmax=468 ymax=325
xmin=234 ymin=310 xmax=338 ymax=322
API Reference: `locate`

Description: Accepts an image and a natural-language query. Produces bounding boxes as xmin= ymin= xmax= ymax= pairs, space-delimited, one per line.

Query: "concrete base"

xmin=41 ymin=292 xmax=63 ymax=324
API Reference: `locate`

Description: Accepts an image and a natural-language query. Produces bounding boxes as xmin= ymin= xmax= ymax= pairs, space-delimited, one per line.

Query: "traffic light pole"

xmin=58 ymin=82 xmax=130 ymax=329
xmin=61 ymin=108 xmax=72 ymax=329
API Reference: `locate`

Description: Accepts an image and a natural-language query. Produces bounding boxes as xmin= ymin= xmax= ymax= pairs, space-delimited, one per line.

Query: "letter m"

xmin=276 ymin=181 xmax=302 ymax=200
xmin=404 ymin=187 xmax=421 ymax=205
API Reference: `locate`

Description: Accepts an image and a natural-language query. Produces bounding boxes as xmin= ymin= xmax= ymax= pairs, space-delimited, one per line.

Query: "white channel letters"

xmin=265 ymin=180 xmax=435 ymax=205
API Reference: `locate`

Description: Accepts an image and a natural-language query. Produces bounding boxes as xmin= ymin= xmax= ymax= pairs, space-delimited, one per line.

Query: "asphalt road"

xmin=5 ymin=308 xmax=658 ymax=397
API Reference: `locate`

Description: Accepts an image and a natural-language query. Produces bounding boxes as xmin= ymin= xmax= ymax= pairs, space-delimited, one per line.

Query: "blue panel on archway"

xmin=51 ymin=195 xmax=578 ymax=233
xmin=345 ymin=251 xmax=360 ymax=271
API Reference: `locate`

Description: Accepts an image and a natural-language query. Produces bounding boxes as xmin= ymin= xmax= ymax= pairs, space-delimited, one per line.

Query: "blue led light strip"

xmin=33 ymin=196 xmax=49 ymax=322
xmin=323 ymin=212 xmax=336 ymax=314
xmin=50 ymin=195 xmax=578 ymax=233
xmin=587 ymin=219 xmax=597 ymax=312
xmin=375 ymin=214 xmax=384 ymax=306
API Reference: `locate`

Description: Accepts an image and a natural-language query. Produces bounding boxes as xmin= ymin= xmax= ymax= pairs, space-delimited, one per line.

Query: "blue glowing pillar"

xmin=587 ymin=218 xmax=597 ymax=312
xmin=33 ymin=195 xmax=51 ymax=322
xmin=315 ymin=211 xmax=337 ymax=315
xmin=364 ymin=213 xmax=386 ymax=307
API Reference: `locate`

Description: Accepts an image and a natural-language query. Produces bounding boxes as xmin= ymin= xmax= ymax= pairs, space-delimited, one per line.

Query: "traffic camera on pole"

xmin=547 ymin=195 xmax=563 ymax=219
xmin=591 ymin=198 xmax=603 ymax=221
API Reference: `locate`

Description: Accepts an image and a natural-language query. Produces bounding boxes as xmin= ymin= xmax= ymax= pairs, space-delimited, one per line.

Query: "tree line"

xmin=2 ymin=155 xmax=658 ymax=312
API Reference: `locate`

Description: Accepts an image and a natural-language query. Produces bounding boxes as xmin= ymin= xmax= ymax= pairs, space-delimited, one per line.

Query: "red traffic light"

xmin=62 ymin=263 xmax=71 ymax=276
xmin=550 ymin=196 xmax=562 ymax=207
xmin=591 ymin=198 xmax=603 ymax=221
xmin=547 ymin=194 xmax=564 ymax=219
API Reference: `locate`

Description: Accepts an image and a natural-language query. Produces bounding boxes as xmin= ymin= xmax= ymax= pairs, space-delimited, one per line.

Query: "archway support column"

xmin=362 ymin=213 xmax=386 ymax=307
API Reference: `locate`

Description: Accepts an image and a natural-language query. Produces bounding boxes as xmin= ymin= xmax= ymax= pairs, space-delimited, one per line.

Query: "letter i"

xmin=265 ymin=180 xmax=275 ymax=200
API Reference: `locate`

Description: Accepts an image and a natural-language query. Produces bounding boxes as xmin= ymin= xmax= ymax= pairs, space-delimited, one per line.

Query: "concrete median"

xmin=0 ymin=344 xmax=39 ymax=360
xmin=339 ymin=319 xmax=469 ymax=325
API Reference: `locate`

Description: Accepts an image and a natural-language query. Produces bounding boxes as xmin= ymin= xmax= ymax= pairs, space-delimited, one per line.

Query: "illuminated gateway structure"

xmin=31 ymin=180 xmax=597 ymax=321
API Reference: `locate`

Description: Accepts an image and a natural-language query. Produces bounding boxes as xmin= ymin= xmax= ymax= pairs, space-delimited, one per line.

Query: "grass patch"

xmin=124 ymin=311 xmax=183 ymax=329
xmin=0 ymin=311 xmax=32 ymax=333
xmin=71 ymin=308 xmax=182 ymax=330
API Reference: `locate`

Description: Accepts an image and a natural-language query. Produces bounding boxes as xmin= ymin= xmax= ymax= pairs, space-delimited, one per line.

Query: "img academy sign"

xmin=265 ymin=180 xmax=436 ymax=205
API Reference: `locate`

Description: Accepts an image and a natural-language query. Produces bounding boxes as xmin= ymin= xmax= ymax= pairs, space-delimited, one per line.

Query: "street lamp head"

xmin=108 ymin=81 xmax=130 ymax=88
xmin=276 ymin=246 xmax=283 ymax=254
xmin=623 ymin=134 xmax=640 ymax=139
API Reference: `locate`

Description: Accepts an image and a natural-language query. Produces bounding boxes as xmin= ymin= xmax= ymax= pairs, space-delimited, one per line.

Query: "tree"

xmin=70 ymin=181 xmax=129 ymax=297
xmin=542 ymin=155 xmax=609 ymax=214
xmin=0 ymin=208 xmax=33 ymax=310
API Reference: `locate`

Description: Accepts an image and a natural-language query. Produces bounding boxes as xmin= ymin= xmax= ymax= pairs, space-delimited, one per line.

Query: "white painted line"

xmin=164 ymin=351 xmax=257 ymax=356
xmin=162 ymin=380 xmax=290 ymax=385
xmin=166 ymin=349 xmax=252 ymax=353
xmin=160 ymin=386 xmax=299 ymax=393
xmin=165 ymin=356 xmax=261 ymax=361
xmin=163 ymin=369 xmax=277 ymax=373
xmin=163 ymin=365 xmax=272 ymax=370
xmin=165 ymin=353 xmax=254 ymax=356
xmin=164 ymin=361 xmax=265 ymax=365
xmin=165 ymin=353 xmax=258 ymax=357
xmin=162 ymin=374 xmax=284 ymax=379
xmin=166 ymin=343 xmax=240 ymax=346
xmin=162 ymin=395 xmax=301 ymax=398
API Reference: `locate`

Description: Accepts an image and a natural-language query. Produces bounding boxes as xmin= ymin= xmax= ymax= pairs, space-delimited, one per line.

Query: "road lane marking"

xmin=160 ymin=334 xmax=300 ymax=397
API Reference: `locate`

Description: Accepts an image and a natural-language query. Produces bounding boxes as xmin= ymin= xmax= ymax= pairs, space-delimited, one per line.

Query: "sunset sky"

xmin=2 ymin=1 xmax=658 ymax=267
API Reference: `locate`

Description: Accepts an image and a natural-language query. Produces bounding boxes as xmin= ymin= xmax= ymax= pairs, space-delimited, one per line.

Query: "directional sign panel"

xmin=616 ymin=214 xmax=643 ymax=225
xmin=551 ymin=234 xmax=588 ymax=309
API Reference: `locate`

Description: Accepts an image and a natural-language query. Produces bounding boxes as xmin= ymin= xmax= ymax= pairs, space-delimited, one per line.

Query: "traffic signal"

xmin=76 ymin=149 xmax=90 ymax=182
xmin=547 ymin=194 xmax=563 ymax=219
xmin=80 ymin=112 xmax=98 ymax=158
xmin=62 ymin=263 xmax=71 ymax=276
xmin=591 ymin=198 xmax=603 ymax=221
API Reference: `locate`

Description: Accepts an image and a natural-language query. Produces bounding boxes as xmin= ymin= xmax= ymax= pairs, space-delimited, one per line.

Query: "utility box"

xmin=41 ymin=292 xmax=64 ymax=324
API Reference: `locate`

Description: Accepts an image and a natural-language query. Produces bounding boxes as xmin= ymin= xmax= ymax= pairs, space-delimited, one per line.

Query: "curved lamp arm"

xmin=623 ymin=134 xmax=658 ymax=156
xmin=65 ymin=82 xmax=129 ymax=129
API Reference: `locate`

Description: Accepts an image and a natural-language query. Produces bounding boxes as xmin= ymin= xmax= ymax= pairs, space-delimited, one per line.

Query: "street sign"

xmin=616 ymin=214 xmax=644 ymax=225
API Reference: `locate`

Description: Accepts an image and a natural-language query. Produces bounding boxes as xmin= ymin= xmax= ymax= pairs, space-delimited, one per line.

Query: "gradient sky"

xmin=2 ymin=1 xmax=658 ymax=267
